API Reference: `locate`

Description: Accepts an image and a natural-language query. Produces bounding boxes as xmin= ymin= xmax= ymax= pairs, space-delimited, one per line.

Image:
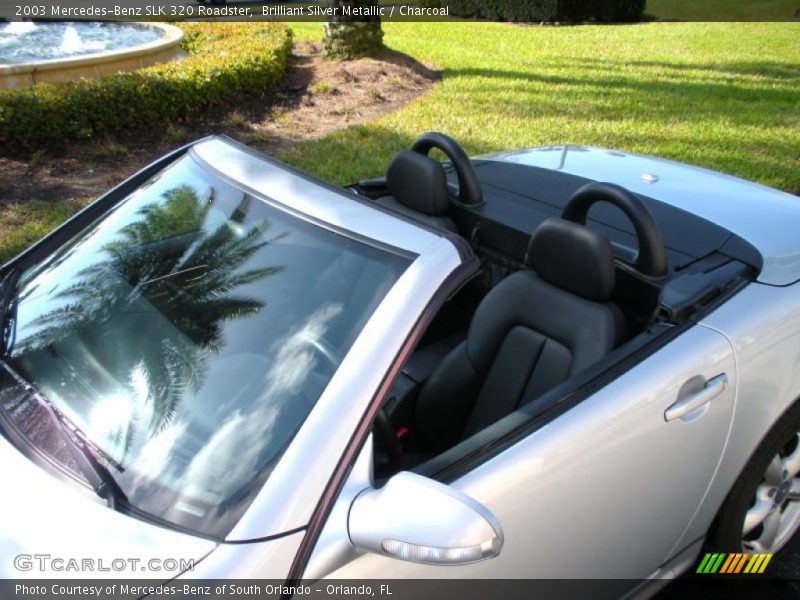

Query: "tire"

xmin=706 ymin=399 xmax=800 ymax=559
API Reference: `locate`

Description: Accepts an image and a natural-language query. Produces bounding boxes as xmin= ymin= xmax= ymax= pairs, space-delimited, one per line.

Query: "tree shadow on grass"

xmin=444 ymin=61 xmax=798 ymax=97
xmin=576 ymin=56 xmax=800 ymax=83
xmin=441 ymin=56 xmax=799 ymax=130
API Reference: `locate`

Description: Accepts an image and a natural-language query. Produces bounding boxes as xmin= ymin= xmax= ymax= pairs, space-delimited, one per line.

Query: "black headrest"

xmin=528 ymin=218 xmax=616 ymax=302
xmin=386 ymin=151 xmax=449 ymax=217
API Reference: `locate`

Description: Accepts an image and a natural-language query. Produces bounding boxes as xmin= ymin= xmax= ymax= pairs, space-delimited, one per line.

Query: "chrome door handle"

xmin=665 ymin=374 xmax=728 ymax=422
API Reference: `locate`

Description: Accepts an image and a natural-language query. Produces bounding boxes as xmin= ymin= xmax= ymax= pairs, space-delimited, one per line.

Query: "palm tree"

xmin=323 ymin=0 xmax=384 ymax=58
xmin=15 ymin=185 xmax=283 ymax=445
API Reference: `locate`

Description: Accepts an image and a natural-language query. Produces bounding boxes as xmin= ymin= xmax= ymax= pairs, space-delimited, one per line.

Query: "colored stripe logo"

xmin=696 ymin=552 xmax=772 ymax=574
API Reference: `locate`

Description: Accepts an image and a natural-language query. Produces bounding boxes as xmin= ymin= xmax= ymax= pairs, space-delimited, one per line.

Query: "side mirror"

xmin=348 ymin=471 xmax=503 ymax=565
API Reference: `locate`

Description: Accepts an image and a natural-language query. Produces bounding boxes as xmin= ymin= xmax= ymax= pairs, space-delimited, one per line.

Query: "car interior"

xmin=350 ymin=132 xmax=762 ymax=481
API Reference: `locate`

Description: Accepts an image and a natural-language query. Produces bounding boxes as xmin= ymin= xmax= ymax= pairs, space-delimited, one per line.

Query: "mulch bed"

xmin=0 ymin=41 xmax=440 ymax=206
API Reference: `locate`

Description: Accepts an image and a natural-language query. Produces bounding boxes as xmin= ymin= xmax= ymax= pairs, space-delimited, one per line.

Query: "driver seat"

xmin=375 ymin=151 xmax=457 ymax=233
xmin=414 ymin=217 xmax=627 ymax=452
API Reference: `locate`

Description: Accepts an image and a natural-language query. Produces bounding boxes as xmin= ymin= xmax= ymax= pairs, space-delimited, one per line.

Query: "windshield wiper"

xmin=0 ymin=362 xmax=128 ymax=509
xmin=45 ymin=400 xmax=129 ymax=509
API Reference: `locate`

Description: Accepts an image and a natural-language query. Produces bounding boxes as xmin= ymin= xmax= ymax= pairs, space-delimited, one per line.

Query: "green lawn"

xmin=645 ymin=0 xmax=799 ymax=21
xmin=0 ymin=199 xmax=87 ymax=263
xmin=2 ymin=21 xmax=799 ymax=263
xmin=281 ymin=22 xmax=799 ymax=193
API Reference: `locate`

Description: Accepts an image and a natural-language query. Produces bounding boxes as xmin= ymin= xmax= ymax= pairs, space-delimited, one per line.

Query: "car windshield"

xmin=0 ymin=153 xmax=410 ymax=537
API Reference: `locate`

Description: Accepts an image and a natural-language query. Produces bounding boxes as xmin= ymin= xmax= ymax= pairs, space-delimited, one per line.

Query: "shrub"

xmin=0 ymin=23 xmax=293 ymax=149
xmin=420 ymin=0 xmax=646 ymax=22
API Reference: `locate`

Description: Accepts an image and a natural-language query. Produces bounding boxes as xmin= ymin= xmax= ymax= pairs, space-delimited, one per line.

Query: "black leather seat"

xmin=414 ymin=217 xmax=627 ymax=451
xmin=375 ymin=151 xmax=457 ymax=232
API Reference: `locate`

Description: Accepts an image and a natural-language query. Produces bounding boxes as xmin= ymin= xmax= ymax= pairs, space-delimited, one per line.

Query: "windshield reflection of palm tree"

xmin=17 ymin=186 xmax=284 ymax=456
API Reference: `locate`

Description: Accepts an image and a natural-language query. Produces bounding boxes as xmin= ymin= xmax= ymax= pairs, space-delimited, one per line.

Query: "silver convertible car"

xmin=1 ymin=133 xmax=800 ymax=596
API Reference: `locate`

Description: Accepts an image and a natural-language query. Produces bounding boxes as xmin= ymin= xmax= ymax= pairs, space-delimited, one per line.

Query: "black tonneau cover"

xmin=448 ymin=160 xmax=758 ymax=271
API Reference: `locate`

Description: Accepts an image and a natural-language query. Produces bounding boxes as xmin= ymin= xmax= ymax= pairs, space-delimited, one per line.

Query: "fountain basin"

xmin=0 ymin=23 xmax=184 ymax=90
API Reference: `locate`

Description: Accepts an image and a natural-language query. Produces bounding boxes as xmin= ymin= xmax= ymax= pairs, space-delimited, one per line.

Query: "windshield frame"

xmin=0 ymin=137 xmax=471 ymax=541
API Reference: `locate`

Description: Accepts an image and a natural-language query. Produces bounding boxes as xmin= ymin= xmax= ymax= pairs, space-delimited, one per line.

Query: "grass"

xmin=2 ymin=21 xmax=799 ymax=263
xmin=280 ymin=22 xmax=800 ymax=193
xmin=87 ymin=139 xmax=130 ymax=160
xmin=0 ymin=199 xmax=88 ymax=263
xmin=309 ymin=80 xmax=340 ymax=95
xmin=645 ymin=0 xmax=799 ymax=21
xmin=222 ymin=110 xmax=254 ymax=130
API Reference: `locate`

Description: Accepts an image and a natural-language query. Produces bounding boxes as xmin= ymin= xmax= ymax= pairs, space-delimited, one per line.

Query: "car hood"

xmin=482 ymin=146 xmax=800 ymax=286
xmin=0 ymin=434 xmax=216 ymax=579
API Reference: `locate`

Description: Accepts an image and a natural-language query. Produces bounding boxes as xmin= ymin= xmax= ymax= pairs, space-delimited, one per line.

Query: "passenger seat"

xmin=414 ymin=217 xmax=627 ymax=451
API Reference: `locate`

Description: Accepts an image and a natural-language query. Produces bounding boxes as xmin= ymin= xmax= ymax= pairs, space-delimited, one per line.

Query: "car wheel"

xmin=707 ymin=400 xmax=800 ymax=556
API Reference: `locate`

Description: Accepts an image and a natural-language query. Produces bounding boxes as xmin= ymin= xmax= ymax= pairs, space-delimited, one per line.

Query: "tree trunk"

xmin=323 ymin=0 xmax=384 ymax=59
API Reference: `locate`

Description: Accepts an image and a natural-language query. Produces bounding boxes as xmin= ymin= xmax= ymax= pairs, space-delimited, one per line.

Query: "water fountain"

xmin=0 ymin=22 xmax=184 ymax=90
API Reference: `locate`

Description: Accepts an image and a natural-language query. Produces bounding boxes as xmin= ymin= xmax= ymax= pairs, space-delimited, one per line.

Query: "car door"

xmin=307 ymin=324 xmax=736 ymax=583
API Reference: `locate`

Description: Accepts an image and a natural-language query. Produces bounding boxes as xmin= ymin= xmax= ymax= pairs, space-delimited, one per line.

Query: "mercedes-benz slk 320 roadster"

xmin=2 ymin=133 xmax=800 ymax=597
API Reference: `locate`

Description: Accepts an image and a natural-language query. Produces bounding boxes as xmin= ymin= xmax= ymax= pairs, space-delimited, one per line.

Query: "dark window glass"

xmin=0 ymin=155 xmax=410 ymax=537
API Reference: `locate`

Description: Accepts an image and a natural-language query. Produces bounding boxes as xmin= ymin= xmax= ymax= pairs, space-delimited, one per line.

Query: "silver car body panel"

xmin=314 ymin=279 xmax=800 ymax=584
xmin=190 ymin=139 xmax=467 ymax=541
xmin=305 ymin=434 xmax=374 ymax=580
xmin=482 ymin=146 xmax=800 ymax=286
xmin=672 ymin=281 xmax=800 ymax=553
xmin=182 ymin=532 xmax=305 ymax=579
xmin=315 ymin=323 xmax=739 ymax=581
xmin=0 ymin=433 xmax=216 ymax=579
